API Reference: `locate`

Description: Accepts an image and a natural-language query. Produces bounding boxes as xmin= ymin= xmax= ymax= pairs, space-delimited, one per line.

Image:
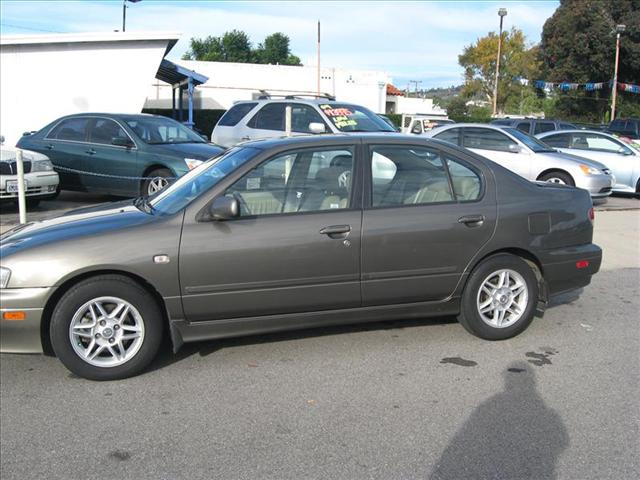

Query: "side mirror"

xmin=618 ymin=147 xmax=633 ymax=156
xmin=508 ymin=143 xmax=522 ymax=153
xmin=112 ymin=137 xmax=134 ymax=148
xmin=309 ymin=122 xmax=326 ymax=134
xmin=209 ymin=196 xmax=239 ymax=221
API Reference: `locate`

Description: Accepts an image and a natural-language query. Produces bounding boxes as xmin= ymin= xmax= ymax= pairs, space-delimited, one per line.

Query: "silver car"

xmin=426 ymin=124 xmax=614 ymax=198
xmin=536 ymin=129 xmax=640 ymax=195
xmin=1 ymin=145 xmax=59 ymax=206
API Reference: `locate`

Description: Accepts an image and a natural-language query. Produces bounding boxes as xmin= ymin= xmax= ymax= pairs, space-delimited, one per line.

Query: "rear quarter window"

xmin=218 ymin=103 xmax=257 ymax=127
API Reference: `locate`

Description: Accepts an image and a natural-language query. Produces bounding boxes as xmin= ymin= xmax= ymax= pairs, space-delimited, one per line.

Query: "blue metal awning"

xmin=156 ymin=59 xmax=208 ymax=129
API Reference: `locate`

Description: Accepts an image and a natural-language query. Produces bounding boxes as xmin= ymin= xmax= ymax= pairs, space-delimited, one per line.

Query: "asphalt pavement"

xmin=1 ymin=195 xmax=639 ymax=480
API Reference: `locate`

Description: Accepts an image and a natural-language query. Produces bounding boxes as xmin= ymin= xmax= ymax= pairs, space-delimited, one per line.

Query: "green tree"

xmin=183 ymin=30 xmax=252 ymax=62
xmin=539 ymin=0 xmax=640 ymax=122
xmin=458 ymin=28 xmax=541 ymax=114
xmin=445 ymin=96 xmax=468 ymax=122
xmin=254 ymin=33 xmax=302 ymax=65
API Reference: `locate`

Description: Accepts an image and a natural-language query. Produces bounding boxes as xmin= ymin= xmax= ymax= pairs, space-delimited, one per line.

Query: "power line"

xmin=0 ymin=23 xmax=66 ymax=34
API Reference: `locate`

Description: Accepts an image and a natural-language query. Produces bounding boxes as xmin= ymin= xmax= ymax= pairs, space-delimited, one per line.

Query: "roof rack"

xmin=257 ymin=90 xmax=336 ymax=101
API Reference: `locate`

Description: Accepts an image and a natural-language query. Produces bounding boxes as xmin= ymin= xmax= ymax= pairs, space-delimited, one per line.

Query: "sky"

xmin=0 ymin=0 xmax=560 ymax=89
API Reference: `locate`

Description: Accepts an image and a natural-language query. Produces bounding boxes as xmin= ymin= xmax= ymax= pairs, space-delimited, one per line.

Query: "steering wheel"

xmin=232 ymin=191 xmax=251 ymax=215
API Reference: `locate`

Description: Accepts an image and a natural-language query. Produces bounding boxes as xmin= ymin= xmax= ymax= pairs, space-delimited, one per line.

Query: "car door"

xmin=461 ymin=127 xmax=532 ymax=179
xmin=179 ymin=143 xmax=363 ymax=322
xmin=41 ymin=117 xmax=91 ymax=191
xmin=84 ymin=117 xmax=139 ymax=195
xmin=361 ymin=142 xmax=496 ymax=305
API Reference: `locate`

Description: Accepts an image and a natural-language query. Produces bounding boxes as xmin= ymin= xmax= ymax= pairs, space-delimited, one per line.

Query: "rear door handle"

xmin=319 ymin=225 xmax=351 ymax=238
xmin=86 ymin=149 xmax=97 ymax=155
xmin=458 ymin=214 xmax=485 ymax=226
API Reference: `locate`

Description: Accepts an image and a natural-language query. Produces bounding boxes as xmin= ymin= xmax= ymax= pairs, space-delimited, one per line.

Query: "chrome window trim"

xmin=44 ymin=116 xmax=138 ymax=151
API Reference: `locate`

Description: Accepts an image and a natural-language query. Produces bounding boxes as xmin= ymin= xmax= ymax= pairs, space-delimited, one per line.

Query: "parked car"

xmin=403 ymin=115 xmax=455 ymax=135
xmin=607 ymin=118 xmax=640 ymax=140
xmin=0 ymin=134 xmax=602 ymax=380
xmin=426 ymin=124 xmax=614 ymax=198
xmin=537 ymin=129 xmax=640 ymax=196
xmin=17 ymin=114 xmax=225 ymax=197
xmin=490 ymin=118 xmax=576 ymax=136
xmin=211 ymin=98 xmax=396 ymax=147
xmin=1 ymin=143 xmax=59 ymax=207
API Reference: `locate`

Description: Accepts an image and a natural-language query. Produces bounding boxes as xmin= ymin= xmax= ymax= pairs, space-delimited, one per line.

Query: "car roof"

xmin=54 ymin=113 xmax=166 ymax=120
xmin=537 ymin=129 xmax=618 ymax=137
xmin=232 ymin=98 xmax=357 ymax=107
xmin=235 ymin=132 xmax=436 ymax=150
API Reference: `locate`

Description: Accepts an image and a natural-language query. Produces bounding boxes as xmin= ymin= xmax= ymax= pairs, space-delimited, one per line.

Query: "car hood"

xmin=536 ymin=151 xmax=609 ymax=170
xmin=0 ymin=202 xmax=156 ymax=256
xmin=152 ymin=142 xmax=224 ymax=160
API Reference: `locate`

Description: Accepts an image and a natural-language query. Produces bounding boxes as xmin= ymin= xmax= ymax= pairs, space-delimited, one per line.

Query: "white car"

xmin=0 ymin=144 xmax=59 ymax=206
xmin=536 ymin=129 xmax=640 ymax=196
xmin=425 ymin=124 xmax=615 ymax=199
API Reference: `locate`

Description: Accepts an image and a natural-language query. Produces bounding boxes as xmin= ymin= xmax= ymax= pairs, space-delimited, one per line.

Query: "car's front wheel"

xmin=458 ymin=254 xmax=539 ymax=340
xmin=50 ymin=275 xmax=163 ymax=380
xmin=539 ymin=171 xmax=575 ymax=186
xmin=141 ymin=168 xmax=172 ymax=196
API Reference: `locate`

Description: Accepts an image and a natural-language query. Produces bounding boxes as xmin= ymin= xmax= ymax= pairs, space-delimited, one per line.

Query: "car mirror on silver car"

xmin=209 ymin=196 xmax=239 ymax=221
xmin=508 ymin=144 xmax=522 ymax=153
xmin=617 ymin=147 xmax=633 ymax=156
xmin=308 ymin=122 xmax=326 ymax=134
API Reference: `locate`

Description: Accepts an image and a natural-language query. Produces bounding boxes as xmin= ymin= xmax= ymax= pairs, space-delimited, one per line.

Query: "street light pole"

xmin=492 ymin=8 xmax=507 ymax=117
xmin=610 ymin=24 xmax=625 ymax=120
xmin=122 ymin=0 xmax=142 ymax=32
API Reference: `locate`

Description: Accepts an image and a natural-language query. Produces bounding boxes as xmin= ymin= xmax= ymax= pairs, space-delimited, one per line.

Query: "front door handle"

xmin=45 ymin=144 xmax=54 ymax=150
xmin=319 ymin=224 xmax=351 ymax=238
xmin=241 ymin=136 xmax=251 ymax=141
xmin=458 ymin=214 xmax=485 ymax=226
xmin=86 ymin=149 xmax=97 ymax=155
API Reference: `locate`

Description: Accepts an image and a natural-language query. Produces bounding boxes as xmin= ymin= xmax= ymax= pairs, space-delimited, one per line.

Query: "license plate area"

xmin=5 ymin=179 xmax=28 ymax=193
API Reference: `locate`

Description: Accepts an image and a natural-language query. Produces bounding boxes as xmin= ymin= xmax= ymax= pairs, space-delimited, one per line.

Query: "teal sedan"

xmin=17 ymin=113 xmax=225 ymax=196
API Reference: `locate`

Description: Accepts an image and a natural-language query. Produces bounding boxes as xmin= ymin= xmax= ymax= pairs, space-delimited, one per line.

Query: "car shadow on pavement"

xmin=146 ymin=316 xmax=460 ymax=373
xmin=429 ymin=361 xmax=569 ymax=480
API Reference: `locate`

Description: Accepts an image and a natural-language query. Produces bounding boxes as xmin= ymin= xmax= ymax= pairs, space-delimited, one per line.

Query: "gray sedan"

xmin=0 ymin=134 xmax=602 ymax=380
xmin=537 ymin=129 xmax=640 ymax=195
xmin=425 ymin=124 xmax=615 ymax=198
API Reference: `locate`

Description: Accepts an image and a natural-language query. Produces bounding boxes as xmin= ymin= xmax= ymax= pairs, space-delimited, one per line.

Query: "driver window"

xmin=225 ymin=147 xmax=354 ymax=216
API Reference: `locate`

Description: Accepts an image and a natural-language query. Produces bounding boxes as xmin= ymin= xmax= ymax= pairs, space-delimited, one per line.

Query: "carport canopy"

xmin=156 ymin=59 xmax=208 ymax=129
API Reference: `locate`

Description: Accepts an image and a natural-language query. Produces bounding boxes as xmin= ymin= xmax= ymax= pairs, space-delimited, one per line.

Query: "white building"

xmin=145 ymin=60 xmax=391 ymax=114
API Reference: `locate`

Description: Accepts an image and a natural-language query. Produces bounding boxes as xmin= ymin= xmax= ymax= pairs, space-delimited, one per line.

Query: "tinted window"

xmin=124 ymin=116 xmax=205 ymax=144
xmin=503 ymin=128 xmax=556 ymax=153
xmin=463 ymin=128 xmax=516 ymax=152
xmin=218 ymin=103 xmax=257 ymax=127
xmin=534 ymin=122 xmax=556 ymax=134
xmin=247 ymin=103 xmax=286 ymax=131
xmin=516 ymin=121 xmax=531 ymax=133
xmin=226 ymin=147 xmax=354 ymax=216
xmin=610 ymin=119 xmax=625 ymax=129
xmin=291 ymin=104 xmax=327 ymax=133
xmin=446 ymin=159 xmax=481 ymax=201
xmin=541 ymin=133 xmax=571 ymax=148
xmin=433 ymin=128 xmax=461 ymax=146
xmin=89 ymin=119 xmax=129 ymax=145
xmin=559 ymin=123 xmax=575 ymax=130
xmin=370 ymin=145 xmax=454 ymax=207
xmin=47 ymin=118 xmax=89 ymax=141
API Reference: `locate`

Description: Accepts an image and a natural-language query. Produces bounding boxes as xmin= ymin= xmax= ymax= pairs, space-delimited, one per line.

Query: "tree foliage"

xmin=183 ymin=31 xmax=302 ymax=66
xmin=458 ymin=28 xmax=541 ymax=113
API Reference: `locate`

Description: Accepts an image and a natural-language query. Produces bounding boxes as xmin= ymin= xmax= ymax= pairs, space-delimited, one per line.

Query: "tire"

xmin=538 ymin=171 xmax=575 ymax=186
xmin=141 ymin=168 xmax=172 ymax=196
xmin=458 ymin=254 xmax=539 ymax=340
xmin=50 ymin=275 xmax=164 ymax=381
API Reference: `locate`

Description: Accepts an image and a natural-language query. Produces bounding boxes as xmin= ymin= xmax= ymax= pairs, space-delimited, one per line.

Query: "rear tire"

xmin=539 ymin=171 xmax=575 ymax=186
xmin=458 ymin=254 xmax=539 ymax=340
xmin=141 ymin=168 xmax=172 ymax=196
xmin=50 ymin=275 xmax=163 ymax=381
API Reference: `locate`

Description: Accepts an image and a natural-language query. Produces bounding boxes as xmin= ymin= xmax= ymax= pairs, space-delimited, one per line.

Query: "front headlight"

xmin=0 ymin=267 xmax=11 ymax=288
xmin=579 ymin=164 xmax=601 ymax=176
xmin=31 ymin=159 xmax=54 ymax=172
xmin=184 ymin=158 xmax=203 ymax=170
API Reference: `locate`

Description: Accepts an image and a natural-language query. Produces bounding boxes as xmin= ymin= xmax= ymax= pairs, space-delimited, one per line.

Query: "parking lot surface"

xmin=1 ymin=194 xmax=639 ymax=480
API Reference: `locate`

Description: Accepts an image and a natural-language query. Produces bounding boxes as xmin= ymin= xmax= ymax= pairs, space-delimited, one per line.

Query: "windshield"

xmin=319 ymin=104 xmax=396 ymax=132
xmin=503 ymin=127 xmax=556 ymax=153
xmin=124 ymin=116 xmax=206 ymax=145
xmin=149 ymin=146 xmax=259 ymax=214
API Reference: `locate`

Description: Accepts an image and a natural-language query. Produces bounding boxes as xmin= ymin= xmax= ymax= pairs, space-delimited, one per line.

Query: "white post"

xmin=285 ymin=105 xmax=292 ymax=137
xmin=15 ymin=149 xmax=27 ymax=224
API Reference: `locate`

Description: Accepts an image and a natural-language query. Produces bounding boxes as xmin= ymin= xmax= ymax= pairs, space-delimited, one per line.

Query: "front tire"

xmin=539 ymin=171 xmax=575 ymax=186
xmin=50 ymin=275 xmax=163 ymax=381
xmin=141 ymin=168 xmax=172 ymax=196
xmin=458 ymin=254 xmax=539 ymax=340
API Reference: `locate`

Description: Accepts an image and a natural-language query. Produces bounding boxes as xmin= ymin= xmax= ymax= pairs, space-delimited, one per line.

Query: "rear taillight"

xmin=588 ymin=207 xmax=595 ymax=223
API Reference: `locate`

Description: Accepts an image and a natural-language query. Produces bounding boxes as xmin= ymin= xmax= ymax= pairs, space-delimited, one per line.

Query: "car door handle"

xmin=86 ymin=149 xmax=97 ymax=155
xmin=458 ymin=215 xmax=485 ymax=226
xmin=319 ymin=225 xmax=351 ymax=237
xmin=45 ymin=144 xmax=54 ymax=150
xmin=241 ymin=136 xmax=251 ymax=141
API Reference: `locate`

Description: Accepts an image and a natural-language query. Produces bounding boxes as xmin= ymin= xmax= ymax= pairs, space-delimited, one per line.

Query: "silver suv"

xmin=211 ymin=96 xmax=396 ymax=147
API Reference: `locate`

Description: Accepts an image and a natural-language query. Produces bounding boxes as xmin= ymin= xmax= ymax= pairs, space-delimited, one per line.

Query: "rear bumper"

xmin=0 ymin=287 xmax=51 ymax=353
xmin=540 ymin=243 xmax=602 ymax=296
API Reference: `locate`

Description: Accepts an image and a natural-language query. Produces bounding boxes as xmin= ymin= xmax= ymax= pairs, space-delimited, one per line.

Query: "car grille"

xmin=0 ymin=161 xmax=32 ymax=175
xmin=599 ymin=187 xmax=612 ymax=193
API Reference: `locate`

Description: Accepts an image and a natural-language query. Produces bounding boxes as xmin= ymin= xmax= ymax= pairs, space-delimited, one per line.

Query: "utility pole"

xmin=610 ymin=24 xmax=625 ymax=120
xmin=492 ymin=8 xmax=507 ymax=117
xmin=122 ymin=0 xmax=142 ymax=32
xmin=317 ymin=21 xmax=321 ymax=96
xmin=409 ymin=80 xmax=422 ymax=97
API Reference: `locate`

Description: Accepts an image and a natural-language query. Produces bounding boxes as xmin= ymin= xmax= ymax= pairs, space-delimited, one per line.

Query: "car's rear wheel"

xmin=539 ymin=171 xmax=574 ymax=186
xmin=50 ymin=275 xmax=163 ymax=380
xmin=458 ymin=254 xmax=538 ymax=340
xmin=141 ymin=168 xmax=172 ymax=196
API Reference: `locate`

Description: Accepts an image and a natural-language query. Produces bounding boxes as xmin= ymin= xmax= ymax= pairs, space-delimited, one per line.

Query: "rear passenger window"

xmin=516 ymin=122 xmax=531 ymax=133
xmin=462 ymin=128 xmax=516 ymax=152
xmin=446 ymin=159 xmax=481 ymax=201
xmin=47 ymin=118 xmax=90 ymax=141
xmin=433 ymin=128 xmax=461 ymax=146
xmin=89 ymin=119 xmax=129 ymax=145
xmin=247 ymin=103 xmax=286 ymax=131
xmin=534 ymin=122 xmax=555 ymax=134
xmin=218 ymin=103 xmax=257 ymax=127
xmin=225 ymin=147 xmax=354 ymax=216
xmin=541 ymin=133 xmax=571 ymax=148
xmin=369 ymin=146 xmax=454 ymax=207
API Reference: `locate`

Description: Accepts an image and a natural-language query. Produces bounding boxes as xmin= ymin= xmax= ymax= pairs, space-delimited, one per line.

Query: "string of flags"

xmin=512 ymin=77 xmax=640 ymax=94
